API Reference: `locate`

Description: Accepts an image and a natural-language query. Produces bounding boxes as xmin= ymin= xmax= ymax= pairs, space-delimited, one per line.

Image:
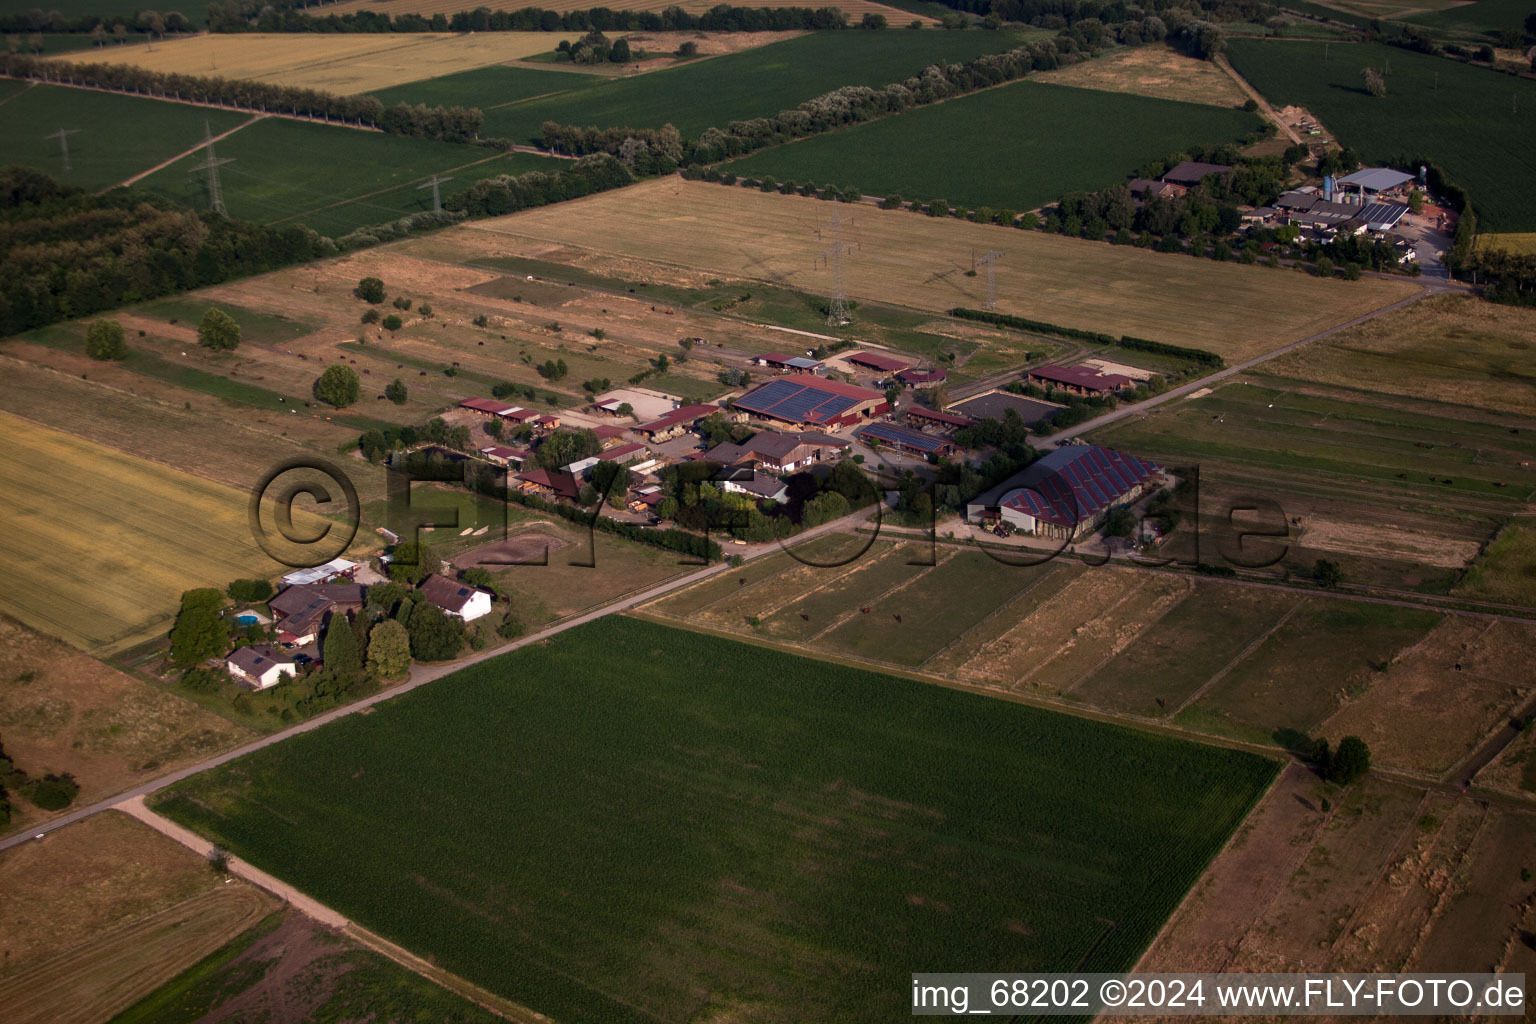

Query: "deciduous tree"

xmin=315 ymin=364 xmax=361 ymax=407
xmin=85 ymin=318 xmax=126 ymax=360
xmin=368 ymin=618 xmax=411 ymax=678
xmin=198 ymin=306 xmax=240 ymax=350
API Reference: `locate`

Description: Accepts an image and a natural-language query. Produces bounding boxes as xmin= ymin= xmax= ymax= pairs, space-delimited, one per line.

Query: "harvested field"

xmin=1142 ymin=774 xmax=1536 ymax=990
xmin=463 ymin=179 xmax=1419 ymax=361
xmin=950 ymin=568 xmax=1172 ymax=690
xmin=1034 ymin=43 xmax=1250 ymax=107
xmin=1071 ymin=584 xmax=1302 ymax=717
xmin=1293 ymin=515 xmax=1480 ymax=570
xmin=919 ymin=561 xmax=1079 ymax=676
xmin=1181 ymin=599 xmax=1443 ymax=743
xmin=1411 ymin=808 xmax=1536 ymax=973
xmin=48 ymin=33 xmax=580 ymax=93
xmin=156 ymin=616 xmax=1277 ymax=1023
xmin=0 ymin=615 xmax=248 ymax=836
xmin=1481 ymin=232 xmax=1536 ymax=256
xmin=1317 ymin=617 xmax=1536 ymax=777
xmin=1244 ymin=776 xmax=1426 ymax=964
xmin=1264 ymin=293 xmax=1536 ymax=417
xmin=0 ymin=413 xmax=313 ymax=656
xmin=0 ymin=811 xmax=257 ymax=980
xmin=0 ymin=355 xmax=373 ymax=503
xmin=0 ymin=885 xmax=271 ymax=1024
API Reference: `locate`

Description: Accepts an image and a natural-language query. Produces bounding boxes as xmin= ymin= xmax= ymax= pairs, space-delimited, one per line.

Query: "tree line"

xmin=0 ymin=166 xmax=330 ymax=336
xmin=209 ymin=2 xmax=854 ymax=34
xmin=447 ymin=153 xmax=633 ymax=217
xmin=0 ymin=52 xmax=477 ymax=142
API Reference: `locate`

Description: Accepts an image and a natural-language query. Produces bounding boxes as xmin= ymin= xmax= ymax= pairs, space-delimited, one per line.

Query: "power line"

xmin=187 ymin=120 xmax=235 ymax=215
xmin=43 ymin=128 xmax=80 ymax=174
xmin=417 ymin=174 xmax=453 ymax=212
xmin=821 ymin=207 xmax=853 ymax=327
xmin=976 ymin=250 xmax=1005 ymax=309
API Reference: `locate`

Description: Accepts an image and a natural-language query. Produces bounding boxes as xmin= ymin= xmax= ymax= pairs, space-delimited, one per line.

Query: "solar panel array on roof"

xmin=736 ymin=378 xmax=864 ymax=423
xmin=855 ymin=423 xmax=953 ymax=454
xmin=995 ymin=446 xmax=1161 ymax=527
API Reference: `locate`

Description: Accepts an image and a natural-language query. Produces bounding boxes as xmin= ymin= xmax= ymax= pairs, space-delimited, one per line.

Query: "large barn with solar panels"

xmin=733 ymin=376 xmax=888 ymax=430
xmin=966 ymin=445 xmax=1165 ymax=540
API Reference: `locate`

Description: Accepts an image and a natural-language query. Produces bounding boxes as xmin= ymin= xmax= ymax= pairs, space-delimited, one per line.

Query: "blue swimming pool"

xmin=236 ymin=614 xmax=259 ymax=625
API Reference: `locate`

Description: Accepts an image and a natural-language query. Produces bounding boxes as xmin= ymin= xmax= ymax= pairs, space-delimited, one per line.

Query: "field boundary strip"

xmin=797 ymin=543 xmax=942 ymax=642
xmin=1171 ymin=598 xmax=1307 ymax=716
xmin=1055 ymin=578 xmax=1195 ymax=695
xmin=1011 ymin=575 xmax=1154 ymax=690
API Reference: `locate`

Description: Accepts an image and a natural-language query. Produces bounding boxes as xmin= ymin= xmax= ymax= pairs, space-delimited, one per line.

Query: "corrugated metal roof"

xmin=854 ymin=423 xmax=954 ymax=454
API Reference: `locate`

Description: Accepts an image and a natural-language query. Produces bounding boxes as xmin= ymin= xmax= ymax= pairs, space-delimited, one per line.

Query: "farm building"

xmin=733 ymin=377 xmax=888 ymax=430
xmin=845 ymin=350 xmax=914 ymax=374
xmin=565 ymin=442 xmax=650 ymax=477
xmin=755 ymin=352 xmax=824 ymax=374
xmin=907 ymin=406 xmax=974 ymax=431
xmin=592 ymin=425 xmax=629 ymax=445
xmin=1336 ymin=167 xmax=1414 ymax=201
xmin=478 ymin=445 xmax=530 ymax=468
xmin=516 ymin=468 xmax=582 ymax=501
xmin=704 ymin=430 xmax=848 ymax=474
xmin=268 ymin=583 xmax=365 ymax=646
xmin=1026 ymin=365 xmax=1133 ymax=397
xmin=1160 ymin=160 xmax=1232 ymax=187
xmin=279 ymin=557 xmax=357 ymax=588
xmin=225 ymin=645 xmax=297 ymax=690
xmin=592 ymin=398 xmax=628 ymax=416
xmin=628 ymin=485 xmax=666 ymax=512
xmin=635 ymin=403 xmax=721 ymax=441
xmin=966 ymin=445 xmax=1165 ymax=540
xmin=459 ymin=397 xmax=515 ymax=418
xmin=1358 ymin=201 xmax=1409 ymax=232
xmin=854 ymin=422 xmax=957 ymax=458
xmin=1127 ymin=178 xmax=1184 ymax=200
xmin=497 ymin=406 xmax=542 ymax=426
xmin=896 ymin=367 xmax=946 ymax=387
xmin=419 ymin=574 xmax=493 ymax=622
xmin=718 ymin=471 xmax=789 ymax=502
xmin=950 ymin=390 xmax=1061 ymax=425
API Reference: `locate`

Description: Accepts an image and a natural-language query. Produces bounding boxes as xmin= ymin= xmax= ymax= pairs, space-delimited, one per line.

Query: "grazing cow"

xmin=893 ymin=614 xmax=903 ymax=624
xmin=800 ymin=613 xmax=809 ymax=622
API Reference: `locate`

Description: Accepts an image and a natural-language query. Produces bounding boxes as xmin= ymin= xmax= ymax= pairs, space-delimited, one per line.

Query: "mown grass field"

xmin=0 ymin=84 xmax=249 ymax=192
xmin=156 ymin=616 xmax=1278 ymax=1024
xmin=1225 ymin=39 xmax=1536 ymax=232
xmin=467 ymin=178 xmax=1419 ymax=360
xmin=138 ymin=118 xmax=565 ymax=236
xmin=729 ymin=80 xmax=1262 ymax=211
xmin=1092 ymin=380 xmax=1536 ymax=504
xmin=480 ymin=29 xmax=1046 ymax=140
xmin=47 ymin=32 xmax=580 ymax=93
xmin=1263 ymin=293 xmax=1536 ymax=417
xmin=1454 ymin=522 xmax=1536 ymax=607
xmin=1034 ymin=43 xmax=1250 ymax=107
xmin=0 ymin=412 xmax=306 ymax=655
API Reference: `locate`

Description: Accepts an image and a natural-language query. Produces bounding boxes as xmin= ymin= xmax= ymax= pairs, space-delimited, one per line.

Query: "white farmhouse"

xmin=226 ymin=645 xmax=297 ymax=690
xmin=420 ymin=574 xmax=494 ymax=622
